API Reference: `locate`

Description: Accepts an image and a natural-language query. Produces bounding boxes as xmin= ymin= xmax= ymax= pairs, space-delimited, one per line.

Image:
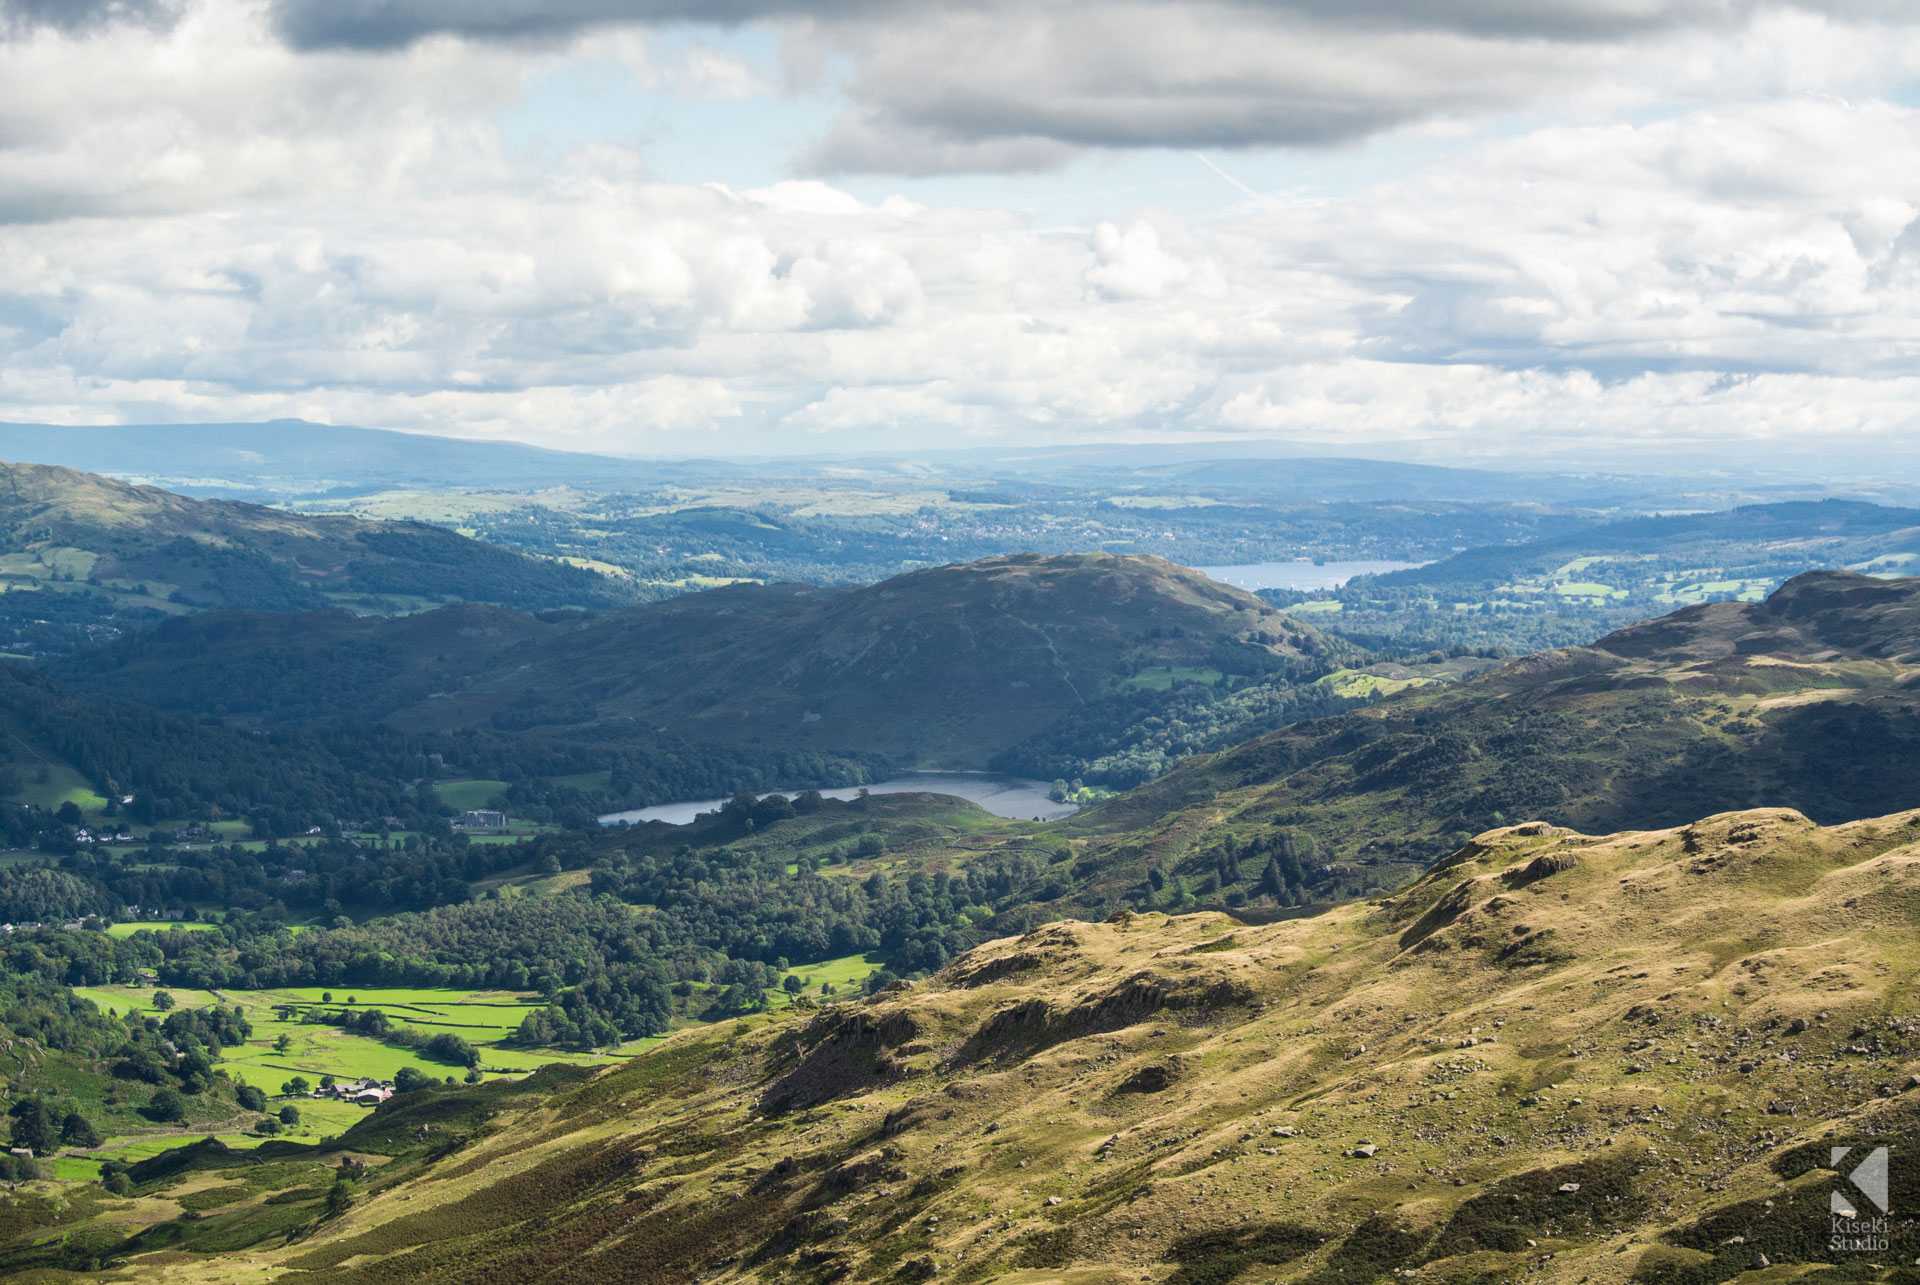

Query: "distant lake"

xmin=598 ymin=772 xmax=1078 ymax=827
xmin=1198 ymin=560 xmax=1425 ymax=591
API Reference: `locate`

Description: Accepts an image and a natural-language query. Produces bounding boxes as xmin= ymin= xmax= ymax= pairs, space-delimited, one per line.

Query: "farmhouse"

xmin=455 ymin=809 xmax=507 ymax=830
xmin=315 ymin=1077 xmax=395 ymax=1106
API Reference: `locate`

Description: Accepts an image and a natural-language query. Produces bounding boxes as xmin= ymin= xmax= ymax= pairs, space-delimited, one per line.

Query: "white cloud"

xmin=1087 ymin=221 xmax=1191 ymax=300
xmin=3 ymin=0 xmax=1920 ymax=464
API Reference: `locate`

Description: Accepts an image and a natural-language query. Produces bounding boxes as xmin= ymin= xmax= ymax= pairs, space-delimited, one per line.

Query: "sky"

xmin=4 ymin=1 xmax=1920 ymax=467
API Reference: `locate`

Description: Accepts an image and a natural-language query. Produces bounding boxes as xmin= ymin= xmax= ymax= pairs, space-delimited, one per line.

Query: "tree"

xmin=56 ymin=801 xmax=83 ymax=826
xmin=278 ymin=1105 xmax=301 ymax=1126
xmin=236 ymin=1084 xmax=266 ymax=1112
xmin=325 ymin=1177 xmax=356 ymax=1216
xmin=7 ymin=1098 xmax=58 ymax=1156
xmin=782 ymin=974 xmax=804 ymax=996
xmin=273 ymin=1033 xmax=293 ymax=1054
xmin=151 ymin=990 xmax=175 ymax=1011
xmin=60 ymin=1111 xmax=101 ymax=1148
xmin=254 ymin=1116 xmax=281 ymax=1135
xmin=145 ymin=1088 xmax=188 ymax=1123
xmin=394 ymin=1066 xmax=436 ymax=1094
xmin=321 ymin=992 xmax=333 ymax=1003
xmin=102 ymin=1170 xmax=133 ymax=1196
xmin=422 ymin=1033 xmax=479 ymax=1068
xmin=281 ymin=1075 xmax=310 ymax=1096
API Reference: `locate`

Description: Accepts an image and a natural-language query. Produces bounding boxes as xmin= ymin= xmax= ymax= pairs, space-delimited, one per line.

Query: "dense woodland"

xmin=990 ymin=652 xmax=1363 ymax=786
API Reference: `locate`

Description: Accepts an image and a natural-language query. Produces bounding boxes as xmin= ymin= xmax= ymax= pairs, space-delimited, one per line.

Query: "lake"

xmin=1197 ymin=559 xmax=1424 ymax=591
xmin=598 ymin=771 xmax=1077 ymax=827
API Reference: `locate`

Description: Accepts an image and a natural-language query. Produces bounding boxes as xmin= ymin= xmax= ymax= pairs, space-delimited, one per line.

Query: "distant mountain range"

xmin=2 ymin=418 xmax=1679 ymax=505
xmin=0 ymin=420 xmax=700 ymax=495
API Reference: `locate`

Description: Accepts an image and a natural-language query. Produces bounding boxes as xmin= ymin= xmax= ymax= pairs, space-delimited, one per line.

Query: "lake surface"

xmin=1198 ymin=559 xmax=1424 ymax=591
xmin=598 ymin=772 xmax=1077 ymax=827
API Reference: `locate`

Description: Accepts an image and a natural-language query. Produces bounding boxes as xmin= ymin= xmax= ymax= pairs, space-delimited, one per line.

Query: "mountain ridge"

xmin=52 ymin=551 xmax=1350 ymax=769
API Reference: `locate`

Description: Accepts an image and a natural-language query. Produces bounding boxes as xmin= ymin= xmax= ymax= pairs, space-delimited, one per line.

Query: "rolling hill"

xmin=1044 ymin=572 xmax=1920 ymax=910
xmin=0 ymin=460 xmax=635 ymax=656
xmin=1274 ymin=499 xmax=1920 ymax=653
xmin=1055 ymin=569 xmax=1920 ymax=906
xmin=25 ymin=805 xmax=1920 ymax=1282
xmin=53 ymin=552 xmax=1350 ymax=769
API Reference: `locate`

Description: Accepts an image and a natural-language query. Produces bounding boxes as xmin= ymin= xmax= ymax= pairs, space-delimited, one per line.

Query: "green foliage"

xmin=393 ymin=1066 xmax=436 ymax=1094
xmin=60 ymin=1110 xmax=101 ymax=1148
xmin=6 ymin=1097 xmax=59 ymax=1155
xmin=0 ymin=867 xmax=109 ymax=924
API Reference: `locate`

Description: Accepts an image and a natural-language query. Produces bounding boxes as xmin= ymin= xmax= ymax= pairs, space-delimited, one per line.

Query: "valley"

xmin=12 ymin=805 xmax=1920 ymax=1282
xmin=3 ymin=446 xmax=1920 ymax=1283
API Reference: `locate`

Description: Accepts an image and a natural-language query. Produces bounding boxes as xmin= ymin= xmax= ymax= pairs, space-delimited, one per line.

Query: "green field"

xmin=775 ymin=953 xmax=883 ymax=1002
xmin=1314 ymin=668 xmax=1438 ymax=699
xmin=1121 ymin=665 xmax=1223 ymax=691
xmin=1547 ymin=555 xmax=1609 ymax=579
xmin=48 ymin=1132 xmax=269 ymax=1182
xmin=69 ymin=984 xmax=634 ymax=1092
xmin=105 ymin=921 xmax=219 ymax=938
xmin=8 ymin=761 xmax=108 ymax=817
xmin=432 ymin=779 xmax=511 ymax=811
xmin=1656 ymin=577 xmax=1772 ymax=605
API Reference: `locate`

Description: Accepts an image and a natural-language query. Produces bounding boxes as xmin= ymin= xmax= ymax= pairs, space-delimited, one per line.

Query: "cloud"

xmin=247 ymin=0 xmax=1920 ymax=176
xmin=267 ymin=0 xmax=873 ymax=51
xmin=0 ymin=0 xmax=179 ymax=36
xmin=13 ymin=0 xmax=1920 ymax=180
xmin=263 ymin=0 xmax=1885 ymax=51
xmin=4 ymin=0 xmax=1920 ymax=463
xmin=1087 ymin=221 xmax=1191 ymax=300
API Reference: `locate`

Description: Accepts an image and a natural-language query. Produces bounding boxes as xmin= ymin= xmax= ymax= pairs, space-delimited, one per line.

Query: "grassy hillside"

xmin=20 ymin=805 xmax=1920 ymax=1282
xmin=0 ymin=460 xmax=634 ymax=656
xmin=54 ymin=553 xmax=1360 ymax=776
xmin=1058 ymin=569 xmax=1920 ymax=904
